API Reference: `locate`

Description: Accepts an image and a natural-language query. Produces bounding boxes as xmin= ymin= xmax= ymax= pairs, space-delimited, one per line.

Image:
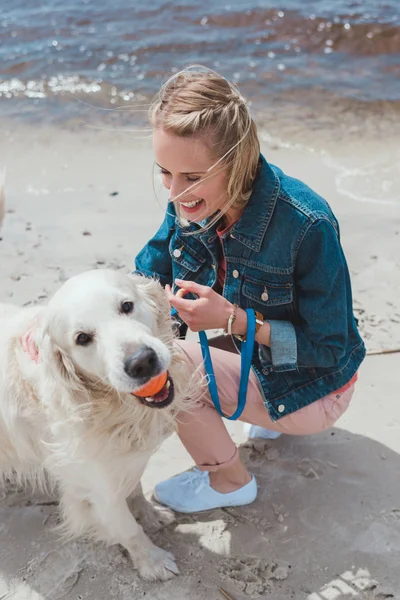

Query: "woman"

xmin=135 ymin=67 xmax=365 ymax=513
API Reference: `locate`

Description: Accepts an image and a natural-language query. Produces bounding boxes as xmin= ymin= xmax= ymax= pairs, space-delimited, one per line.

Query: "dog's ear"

xmin=130 ymin=274 xmax=172 ymax=333
xmin=37 ymin=319 xmax=89 ymax=412
xmin=53 ymin=344 xmax=82 ymax=387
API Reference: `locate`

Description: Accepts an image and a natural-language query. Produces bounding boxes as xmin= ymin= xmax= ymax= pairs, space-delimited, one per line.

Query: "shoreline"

xmin=1 ymin=90 xmax=400 ymax=148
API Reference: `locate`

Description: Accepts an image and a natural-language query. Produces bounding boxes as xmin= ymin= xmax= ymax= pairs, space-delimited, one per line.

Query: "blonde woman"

xmin=135 ymin=67 xmax=365 ymax=513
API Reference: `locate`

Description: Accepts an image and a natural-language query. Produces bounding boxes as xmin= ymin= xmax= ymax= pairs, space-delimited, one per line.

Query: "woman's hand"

xmin=165 ymin=279 xmax=233 ymax=332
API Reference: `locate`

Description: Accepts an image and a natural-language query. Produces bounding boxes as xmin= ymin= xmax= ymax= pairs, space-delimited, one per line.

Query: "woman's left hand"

xmin=165 ymin=279 xmax=233 ymax=332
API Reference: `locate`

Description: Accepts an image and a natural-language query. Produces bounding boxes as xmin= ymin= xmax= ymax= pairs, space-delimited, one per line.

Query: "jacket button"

xmin=173 ymin=249 xmax=182 ymax=258
xmin=261 ymin=291 xmax=269 ymax=301
xmin=278 ymin=404 xmax=285 ymax=413
xmin=232 ymin=269 xmax=239 ymax=278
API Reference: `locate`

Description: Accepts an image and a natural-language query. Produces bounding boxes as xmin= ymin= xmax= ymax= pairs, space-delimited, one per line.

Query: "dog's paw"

xmin=135 ymin=546 xmax=179 ymax=581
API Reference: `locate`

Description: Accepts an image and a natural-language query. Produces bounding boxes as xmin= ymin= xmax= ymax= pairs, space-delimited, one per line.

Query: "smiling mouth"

xmin=132 ymin=376 xmax=175 ymax=409
xmin=180 ymin=199 xmax=204 ymax=212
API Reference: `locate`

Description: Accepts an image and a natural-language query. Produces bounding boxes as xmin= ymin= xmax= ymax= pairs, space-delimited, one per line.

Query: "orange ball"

xmin=134 ymin=372 xmax=168 ymax=397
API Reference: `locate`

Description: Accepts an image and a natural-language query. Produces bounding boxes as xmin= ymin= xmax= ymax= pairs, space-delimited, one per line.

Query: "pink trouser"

xmin=176 ymin=338 xmax=355 ymax=472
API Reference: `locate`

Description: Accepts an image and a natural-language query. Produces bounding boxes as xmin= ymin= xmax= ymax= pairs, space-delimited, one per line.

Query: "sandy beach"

xmin=0 ymin=121 xmax=399 ymax=600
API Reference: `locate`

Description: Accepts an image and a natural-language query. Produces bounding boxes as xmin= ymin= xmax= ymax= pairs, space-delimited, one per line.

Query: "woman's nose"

xmin=170 ymin=179 xmax=189 ymax=201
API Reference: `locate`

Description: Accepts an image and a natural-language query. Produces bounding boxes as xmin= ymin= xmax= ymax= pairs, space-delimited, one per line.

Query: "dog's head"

xmin=40 ymin=269 xmax=182 ymax=410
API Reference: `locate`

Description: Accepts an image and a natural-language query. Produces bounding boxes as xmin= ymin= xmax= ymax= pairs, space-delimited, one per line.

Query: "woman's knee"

xmin=321 ymin=384 xmax=355 ymax=427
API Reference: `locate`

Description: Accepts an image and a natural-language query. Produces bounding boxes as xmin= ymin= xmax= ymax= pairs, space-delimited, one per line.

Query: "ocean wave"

xmin=0 ymin=0 xmax=398 ymax=133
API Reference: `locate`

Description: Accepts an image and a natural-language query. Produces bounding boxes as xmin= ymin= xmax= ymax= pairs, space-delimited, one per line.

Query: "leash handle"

xmin=199 ymin=309 xmax=256 ymax=420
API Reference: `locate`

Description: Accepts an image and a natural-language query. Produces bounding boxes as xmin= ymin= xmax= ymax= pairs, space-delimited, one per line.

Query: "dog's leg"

xmin=59 ymin=481 xmax=178 ymax=581
xmin=128 ymin=482 xmax=175 ymax=534
xmin=88 ymin=490 xmax=179 ymax=581
xmin=59 ymin=490 xmax=108 ymax=540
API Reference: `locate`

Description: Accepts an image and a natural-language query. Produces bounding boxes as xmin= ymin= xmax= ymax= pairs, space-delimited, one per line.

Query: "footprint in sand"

xmin=218 ymin=556 xmax=288 ymax=596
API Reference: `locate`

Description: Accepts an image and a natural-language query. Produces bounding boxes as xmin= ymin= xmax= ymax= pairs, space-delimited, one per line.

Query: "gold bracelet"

xmin=223 ymin=304 xmax=238 ymax=336
xmin=234 ymin=310 xmax=264 ymax=342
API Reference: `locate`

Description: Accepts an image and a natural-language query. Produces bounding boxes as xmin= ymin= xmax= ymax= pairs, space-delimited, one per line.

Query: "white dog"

xmin=0 ymin=269 xmax=194 ymax=581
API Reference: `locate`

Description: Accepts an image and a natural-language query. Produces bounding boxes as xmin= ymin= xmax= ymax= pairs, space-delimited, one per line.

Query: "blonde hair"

xmin=149 ymin=66 xmax=260 ymax=227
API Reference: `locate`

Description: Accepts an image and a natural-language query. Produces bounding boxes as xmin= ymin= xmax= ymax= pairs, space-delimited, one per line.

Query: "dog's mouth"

xmin=132 ymin=375 xmax=175 ymax=409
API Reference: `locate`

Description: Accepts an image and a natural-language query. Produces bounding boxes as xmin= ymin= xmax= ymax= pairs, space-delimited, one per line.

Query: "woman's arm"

xmin=232 ymin=308 xmax=271 ymax=346
xmin=134 ymin=202 xmax=177 ymax=287
xmin=135 ymin=203 xmax=188 ymax=338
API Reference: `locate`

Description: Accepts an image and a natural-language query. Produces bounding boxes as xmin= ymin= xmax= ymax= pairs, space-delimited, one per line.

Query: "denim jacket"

xmin=135 ymin=155 xmax=365 ymax=421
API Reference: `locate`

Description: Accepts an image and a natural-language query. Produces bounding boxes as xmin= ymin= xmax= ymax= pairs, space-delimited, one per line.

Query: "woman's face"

xmin=153 ymin=127 xmax=230 ymax=223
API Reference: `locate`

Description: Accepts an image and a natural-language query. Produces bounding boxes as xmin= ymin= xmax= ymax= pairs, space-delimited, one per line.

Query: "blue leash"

xmin=172 ymin=307 xmax=256 ymax=421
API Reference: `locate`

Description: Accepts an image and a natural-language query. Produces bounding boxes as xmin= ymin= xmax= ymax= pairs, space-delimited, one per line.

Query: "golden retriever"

xmin=0 ymin=269 xmax=193 ymax=581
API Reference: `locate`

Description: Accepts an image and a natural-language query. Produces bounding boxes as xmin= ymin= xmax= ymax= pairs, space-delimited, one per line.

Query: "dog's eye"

xmin=121 ymin=301 xmax=134 ymax=314
xmin=76 ymin=332 xmax=93 ymax=346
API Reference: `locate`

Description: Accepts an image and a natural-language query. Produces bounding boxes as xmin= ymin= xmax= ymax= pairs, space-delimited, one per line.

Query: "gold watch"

xmin=234 ymin=310 xmax=264 ymax=342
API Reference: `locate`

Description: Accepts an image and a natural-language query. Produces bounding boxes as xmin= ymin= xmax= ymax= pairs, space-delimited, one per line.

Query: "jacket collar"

xmin=229 ymin=155 xmax=280 ymax=252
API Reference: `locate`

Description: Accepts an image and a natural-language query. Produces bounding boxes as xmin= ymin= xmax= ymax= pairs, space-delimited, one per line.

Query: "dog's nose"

xmin=124 ymin=347 xmax=160 ymax=380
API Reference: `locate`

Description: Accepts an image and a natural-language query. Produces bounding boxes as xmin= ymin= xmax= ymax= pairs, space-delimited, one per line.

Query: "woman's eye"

xmin=159 ymin=169 xmax=199 ymax=183
xmin=76 ymin=332 xmax=93 ymax=346
xmin=121 ymin=301 xmax=134 ymax=314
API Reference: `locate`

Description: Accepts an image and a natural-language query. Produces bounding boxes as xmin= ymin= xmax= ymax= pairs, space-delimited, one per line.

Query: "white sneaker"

xmin=153 ymin=469 xmax=257 ymax=513
xmin=243 ymin=423 xmax=282 ymax=440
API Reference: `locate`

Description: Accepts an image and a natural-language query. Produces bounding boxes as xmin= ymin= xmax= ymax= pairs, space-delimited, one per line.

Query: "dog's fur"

xmin=0 ymin=269 xmax=194 ymax=580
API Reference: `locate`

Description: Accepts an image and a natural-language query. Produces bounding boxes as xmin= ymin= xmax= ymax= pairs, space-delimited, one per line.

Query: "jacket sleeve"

xmin=134 ymin=203 xmax=188 ymax=339
xmin=266 ymin=218 xmax=350 ymax=371
xmin=134 ymin=202 xmax=176 ymax=287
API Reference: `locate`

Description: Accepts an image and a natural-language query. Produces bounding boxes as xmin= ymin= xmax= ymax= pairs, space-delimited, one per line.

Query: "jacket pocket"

xmin=242 ymin=277 xmax=293 ymax=308
xmin=169 ymin=236 xmax=206 ymax=274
